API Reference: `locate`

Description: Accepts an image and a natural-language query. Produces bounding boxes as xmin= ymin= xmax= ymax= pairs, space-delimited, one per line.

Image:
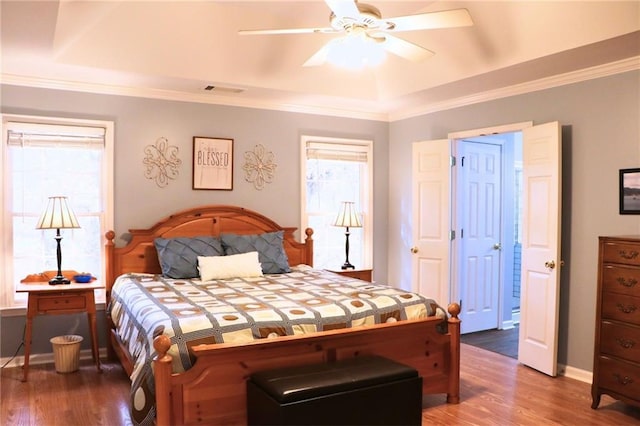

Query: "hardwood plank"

xmin=2 ymin=345 xmax=639 ymax=425
xmin=1 ymin=360 xmax=131 ymax=426
xmin=422 ymin=345 xmax=640 ymax=425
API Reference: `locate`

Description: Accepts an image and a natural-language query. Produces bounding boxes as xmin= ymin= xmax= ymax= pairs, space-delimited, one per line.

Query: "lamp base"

xmin=341 ymin=263 xmax=355 ymax=270
xmin=49 ymin=276 xmax=71 ymax=285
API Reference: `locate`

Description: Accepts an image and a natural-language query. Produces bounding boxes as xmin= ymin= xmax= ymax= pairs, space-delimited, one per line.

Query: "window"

xmin=301 ymin=135 xmax=372 ymax=270
xmin=1 ymin=115 xmax=114 ymax=308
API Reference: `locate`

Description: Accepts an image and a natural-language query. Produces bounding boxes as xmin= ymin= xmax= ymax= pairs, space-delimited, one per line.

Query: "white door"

xmin=517 ymin=121 xmax=562 ymax=376
xmin=458 ymin=140 xmax=502 ymax=333
xmin=411 ymin=139 xmax=451 ymax=303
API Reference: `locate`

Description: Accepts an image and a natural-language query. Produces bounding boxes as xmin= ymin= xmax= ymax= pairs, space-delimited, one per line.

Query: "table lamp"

xmin=36 ymin=196 xmax=80 ymax=285
xmin=333 ymin=201 xmax=362 ymax=270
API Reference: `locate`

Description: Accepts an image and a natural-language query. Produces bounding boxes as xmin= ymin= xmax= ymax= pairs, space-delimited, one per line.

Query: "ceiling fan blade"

xmin=379 ymin=34 xmax=434 ymax=62
xmin=239 ymin=27 xmax=335 ymax=36
xmin=303 ymin=39 xmax=339 ymax=67
xmin=385 ymin=8 xmax=473 ymax=32
xmin=324 ymin=0 xmax=360 ymax=19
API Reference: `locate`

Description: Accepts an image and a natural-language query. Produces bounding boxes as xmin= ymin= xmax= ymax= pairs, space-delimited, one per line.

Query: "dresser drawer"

xmin=602 ymin=264 xmax=640 ymax=297
xmin=600 ymin=320 xmax=640 ymax=362
xmin=597 ymin=356 xmax=640 ymax=401
xmin=602 ymin=292 xmax=640 ymax=326
xmin=37 ymin=295 xmax=87 ymax=312
xmin=603 ymin=241 xmax=640 ymax=266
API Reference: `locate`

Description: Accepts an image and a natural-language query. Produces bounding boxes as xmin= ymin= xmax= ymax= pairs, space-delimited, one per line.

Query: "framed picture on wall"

xmin=192 ymin=137 xmax=233 ymax=190
xmin=619 ymin=168 xmax=640 ymax=214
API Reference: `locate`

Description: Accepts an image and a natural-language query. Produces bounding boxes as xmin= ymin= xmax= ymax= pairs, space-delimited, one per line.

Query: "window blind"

xmin=305 ymin=141 xmax=369 ymax=162
xmin=7 ymin=121 xmax=106 ymax=148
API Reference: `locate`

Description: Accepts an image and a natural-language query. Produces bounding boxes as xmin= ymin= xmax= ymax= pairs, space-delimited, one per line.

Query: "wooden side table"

xmin=16 ymin=280 xmax=104 ymax=381
xmin=326 ymin=268 xmax=373 ymax=282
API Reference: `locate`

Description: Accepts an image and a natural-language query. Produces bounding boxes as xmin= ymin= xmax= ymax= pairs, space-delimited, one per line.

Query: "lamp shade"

xmin=333 ymin=201 xmax=362 ymax=228
xmin=36 ymin=196 xmax=80 ymax=230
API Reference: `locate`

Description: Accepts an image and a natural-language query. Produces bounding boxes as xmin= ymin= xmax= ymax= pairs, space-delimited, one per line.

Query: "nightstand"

xmin=326 ymin=268 xmax=373 ymax=282
xmin=16 ymin=279 xmax=104 ymax=381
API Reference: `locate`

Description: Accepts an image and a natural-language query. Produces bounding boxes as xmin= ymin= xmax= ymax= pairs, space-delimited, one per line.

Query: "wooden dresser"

xmin=592 ymin=236 xmax=640 ymax=409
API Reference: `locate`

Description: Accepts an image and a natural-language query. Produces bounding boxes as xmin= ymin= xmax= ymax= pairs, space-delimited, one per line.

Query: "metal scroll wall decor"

xmin=243 ymin=144 xmax=277 ymax=190
xmin=143 ymin=137 xmax=182 ymax=188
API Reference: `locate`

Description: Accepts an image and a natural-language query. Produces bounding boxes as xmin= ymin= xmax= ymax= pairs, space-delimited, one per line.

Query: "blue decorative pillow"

xmin=154 ymin=236 xmax=224 ymax=278
xmin=221 ymin=231 xmax=291 ymax=274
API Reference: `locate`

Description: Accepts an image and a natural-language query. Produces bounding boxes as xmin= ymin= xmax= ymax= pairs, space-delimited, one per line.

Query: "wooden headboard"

xmin=104 ymin=205 xmax=314 ymax=301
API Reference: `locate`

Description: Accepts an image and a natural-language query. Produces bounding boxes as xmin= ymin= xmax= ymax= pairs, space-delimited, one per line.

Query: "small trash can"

xmin=50 ymin=335 xmax=83 ymax=373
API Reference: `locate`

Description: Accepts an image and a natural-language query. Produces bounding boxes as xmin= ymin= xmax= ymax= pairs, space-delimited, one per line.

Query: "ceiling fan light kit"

xmin=326 ymin=31 xmax=387 ymax=70
xmin=239 ymin=0 xmax=473 ymax=69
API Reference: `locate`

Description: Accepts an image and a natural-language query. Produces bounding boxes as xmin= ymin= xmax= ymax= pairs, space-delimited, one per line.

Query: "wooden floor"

xmin=2 ymin=344 xmax=639 ymax=425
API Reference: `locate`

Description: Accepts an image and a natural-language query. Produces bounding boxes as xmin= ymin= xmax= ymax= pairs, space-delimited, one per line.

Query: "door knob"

xmin=410 ymin=247 xmax=419 ymax=254
xmin=545 ymin=260 xmax=556 ymax=269
xmin=493 ymin=243 xmax=502 ymax=250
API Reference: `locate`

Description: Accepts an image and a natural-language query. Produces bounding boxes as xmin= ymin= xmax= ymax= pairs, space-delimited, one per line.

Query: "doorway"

xmin=455 ymin=131 xmax=522 ymax=355
xmin=411 ymin=121 xmax=562 ymax=375
xmin=455 ymin=132 xmax=523 ymax=331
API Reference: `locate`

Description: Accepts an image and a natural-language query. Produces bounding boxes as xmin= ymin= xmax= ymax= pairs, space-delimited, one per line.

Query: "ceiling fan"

xmin=239 ymin=0 xmax=473 ymax=67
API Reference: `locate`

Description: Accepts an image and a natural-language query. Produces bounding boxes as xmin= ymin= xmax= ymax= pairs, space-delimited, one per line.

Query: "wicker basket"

xmin=50 ymin=335 xmax=83 ymax=373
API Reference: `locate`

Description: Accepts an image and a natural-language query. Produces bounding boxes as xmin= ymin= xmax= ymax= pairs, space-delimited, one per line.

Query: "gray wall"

xmin=388 ymin=70 xmax=640 ymax=372
xmin=2 ymin=70 xmax=639 ymax=375
xmin=0 ymin=85 xmax=389 ymax=356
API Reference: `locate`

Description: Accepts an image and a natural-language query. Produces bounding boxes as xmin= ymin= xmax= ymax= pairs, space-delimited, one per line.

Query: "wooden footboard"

xmin=152 ymin=303 xmax=461 ymax=426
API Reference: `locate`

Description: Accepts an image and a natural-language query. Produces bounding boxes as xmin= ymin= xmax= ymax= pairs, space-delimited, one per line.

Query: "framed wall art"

xmin=619 ymin=167 xmax=640 ymax=214
xmin=192 ymin=137 xmax=233 ymax=190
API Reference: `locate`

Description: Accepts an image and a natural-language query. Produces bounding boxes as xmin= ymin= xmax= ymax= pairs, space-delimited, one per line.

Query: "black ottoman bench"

xmin=246 ymin=356 xmax=422 ymax=425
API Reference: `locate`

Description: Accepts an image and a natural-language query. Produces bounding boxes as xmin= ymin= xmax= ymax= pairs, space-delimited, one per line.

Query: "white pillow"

xmin=197 ymin=251 xmax=263 ymax=280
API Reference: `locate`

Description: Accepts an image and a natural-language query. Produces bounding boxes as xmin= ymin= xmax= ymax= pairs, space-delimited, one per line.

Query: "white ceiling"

xmin=2 ymin=1 xmax=640 ymax=121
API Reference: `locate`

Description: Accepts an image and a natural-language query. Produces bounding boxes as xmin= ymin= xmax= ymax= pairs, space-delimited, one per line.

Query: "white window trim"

xmin=300 ymin=134 xmax=373 ymax=268
xmin=1 ymin=114 xmax=114 ymax=309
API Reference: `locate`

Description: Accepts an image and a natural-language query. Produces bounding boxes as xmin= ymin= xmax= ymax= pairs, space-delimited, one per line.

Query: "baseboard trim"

xmin=501 ymin=320 xmax=516 ymax=330
xmin=558 ymin=363 xmax=593 ymax=384
xmin=0 ymin=348 xmax=107 ymax=370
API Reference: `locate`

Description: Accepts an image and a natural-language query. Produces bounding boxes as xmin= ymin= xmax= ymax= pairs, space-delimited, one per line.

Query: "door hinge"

xmin=449 ymin=230 xmax=455 ymax=240
xmin=450 ymin=156 xmax=456 ymax=167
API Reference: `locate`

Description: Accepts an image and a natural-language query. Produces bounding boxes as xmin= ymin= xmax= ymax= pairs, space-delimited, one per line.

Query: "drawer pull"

xmin=616 ymin=277 xmax=638 ymax=288
xmin=616 ymin=303 xmax=638 ymax=314
xmin=618 ymin=250 xmax=639 ymax=260
xmin=613 ymin=373 xmax=634 ymax=386
xmin=616 ymin=338 xmax=636 ymax=349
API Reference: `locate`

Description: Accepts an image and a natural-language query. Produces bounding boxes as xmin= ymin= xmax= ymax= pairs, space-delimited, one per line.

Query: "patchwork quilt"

xmin=108 ymin=266 xmax=446 ymax=425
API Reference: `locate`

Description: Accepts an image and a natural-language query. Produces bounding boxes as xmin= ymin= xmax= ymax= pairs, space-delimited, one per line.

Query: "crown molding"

xmin=2 ymin=56 xmax=638 ymax=123
xmin=0 ymin=74 xmax=388 ymax=122
xmin=389 ymin=56 xmax=640 ymax=122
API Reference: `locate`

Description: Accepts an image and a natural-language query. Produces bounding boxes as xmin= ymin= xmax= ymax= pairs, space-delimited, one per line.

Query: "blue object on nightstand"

xmin=73 ymin=274 xmax=92 ymax=283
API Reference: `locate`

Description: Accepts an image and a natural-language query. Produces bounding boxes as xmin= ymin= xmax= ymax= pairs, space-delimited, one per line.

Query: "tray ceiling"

xmin=2 ymin=1 xmax=639 ymax=120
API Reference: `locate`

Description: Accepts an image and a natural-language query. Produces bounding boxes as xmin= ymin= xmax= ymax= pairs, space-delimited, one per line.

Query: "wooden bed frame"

xmin=104 ymin=205 xmax=460 ymax=425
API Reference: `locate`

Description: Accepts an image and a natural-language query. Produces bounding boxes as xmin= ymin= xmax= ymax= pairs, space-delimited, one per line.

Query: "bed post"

xmin=304 ymin=227 xmax=314 ymax=267
xmin=104 ymin=231 xmax=116 ymax=361
xmin=105 ymin=231 xmax=115 ymax=304
xmin=446 ymin=302 xmax=461 ymax=404
xmin=153 ymin=335 xmax=173 ymax=426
